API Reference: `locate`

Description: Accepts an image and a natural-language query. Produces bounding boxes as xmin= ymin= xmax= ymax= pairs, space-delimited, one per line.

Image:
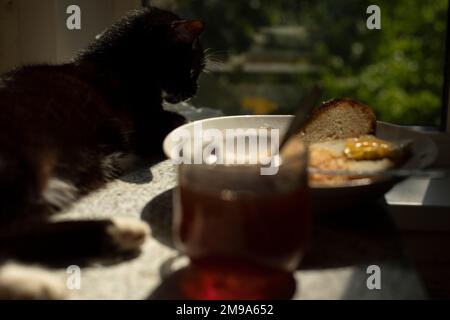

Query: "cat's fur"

xmin=0 ymin=7 xmax=205 ymax=299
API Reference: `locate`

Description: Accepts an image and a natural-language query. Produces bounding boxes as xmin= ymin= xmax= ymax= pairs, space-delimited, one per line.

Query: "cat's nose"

xmin=163 ymin=90 xmax=194 ymax=104
xmin=164 ymin=94 xmax=183 ymax=104
xmin=162 ymin=90 xmax=180 ymax=104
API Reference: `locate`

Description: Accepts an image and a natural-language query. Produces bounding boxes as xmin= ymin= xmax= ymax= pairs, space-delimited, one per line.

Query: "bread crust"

xmin=303 ymin=98 xmax=377 ymax=134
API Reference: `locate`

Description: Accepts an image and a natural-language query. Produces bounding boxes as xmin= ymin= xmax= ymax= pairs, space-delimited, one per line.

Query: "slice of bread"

xmin=299 ymin=98 xmax=376 ymax=144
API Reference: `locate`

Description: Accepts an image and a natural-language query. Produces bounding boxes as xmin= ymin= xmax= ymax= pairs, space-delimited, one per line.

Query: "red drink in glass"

xmin=172 ymin=145 xmax=310 ymax=299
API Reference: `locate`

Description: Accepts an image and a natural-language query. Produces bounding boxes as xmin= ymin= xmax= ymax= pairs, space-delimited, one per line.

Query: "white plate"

xmin=163 ymin=115 xmax=438 ymax=214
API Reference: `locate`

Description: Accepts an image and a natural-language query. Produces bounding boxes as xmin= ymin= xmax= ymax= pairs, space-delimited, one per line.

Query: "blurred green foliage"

xmin=173 ymin=0 xmax=448 ymax=126
xmin=314 ymin=0 xmax=448 ymax=126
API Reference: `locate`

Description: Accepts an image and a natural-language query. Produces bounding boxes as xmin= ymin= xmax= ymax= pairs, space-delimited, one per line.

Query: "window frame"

xmin=442 ymin=2 xmax=450 ymax=133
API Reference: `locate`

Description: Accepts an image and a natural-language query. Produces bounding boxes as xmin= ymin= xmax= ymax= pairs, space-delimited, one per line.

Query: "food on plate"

xmin=308 ymin=138 xmax=395 ymax=185
xmin=344 ymin=135 xmax=394 ymax=160
xmin=298 ymin=98 xmax=410 ymax=186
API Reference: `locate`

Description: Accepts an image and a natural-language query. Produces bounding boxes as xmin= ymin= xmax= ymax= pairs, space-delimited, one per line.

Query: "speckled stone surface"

xmin=48 ymin=160 xmax=425 ymax=300
xmin=51 ymin=160 xmax=179 ymax=299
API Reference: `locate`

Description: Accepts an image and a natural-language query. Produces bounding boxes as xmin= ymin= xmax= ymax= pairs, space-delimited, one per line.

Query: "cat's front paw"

xmin=107 ymin=217 xmax=150 ymax=252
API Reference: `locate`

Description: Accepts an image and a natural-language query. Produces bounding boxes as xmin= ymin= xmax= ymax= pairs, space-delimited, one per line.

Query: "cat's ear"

xmin=171 ymin=20 xmax=205 ymax=43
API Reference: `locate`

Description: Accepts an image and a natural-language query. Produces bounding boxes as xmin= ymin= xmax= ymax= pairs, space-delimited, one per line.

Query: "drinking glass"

xmin=172 ymin=144 xmax=311 ymax=273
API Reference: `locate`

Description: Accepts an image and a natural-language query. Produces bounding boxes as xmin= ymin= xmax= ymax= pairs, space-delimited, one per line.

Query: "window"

xmin=153 ymin=0 xmax=449 ymax=129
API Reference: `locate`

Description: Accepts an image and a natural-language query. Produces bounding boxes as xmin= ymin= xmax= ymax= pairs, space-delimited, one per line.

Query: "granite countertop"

xmin=49 ymin=159 xmax=426 ymax=300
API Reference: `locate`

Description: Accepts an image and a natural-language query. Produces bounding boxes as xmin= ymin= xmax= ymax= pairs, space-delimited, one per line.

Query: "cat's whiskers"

xmin=203 ymin=49 xmax=226 ymax=74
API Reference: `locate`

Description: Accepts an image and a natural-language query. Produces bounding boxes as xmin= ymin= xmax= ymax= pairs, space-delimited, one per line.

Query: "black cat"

xmin=0 ymin=7 xmax=205 ymax=299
